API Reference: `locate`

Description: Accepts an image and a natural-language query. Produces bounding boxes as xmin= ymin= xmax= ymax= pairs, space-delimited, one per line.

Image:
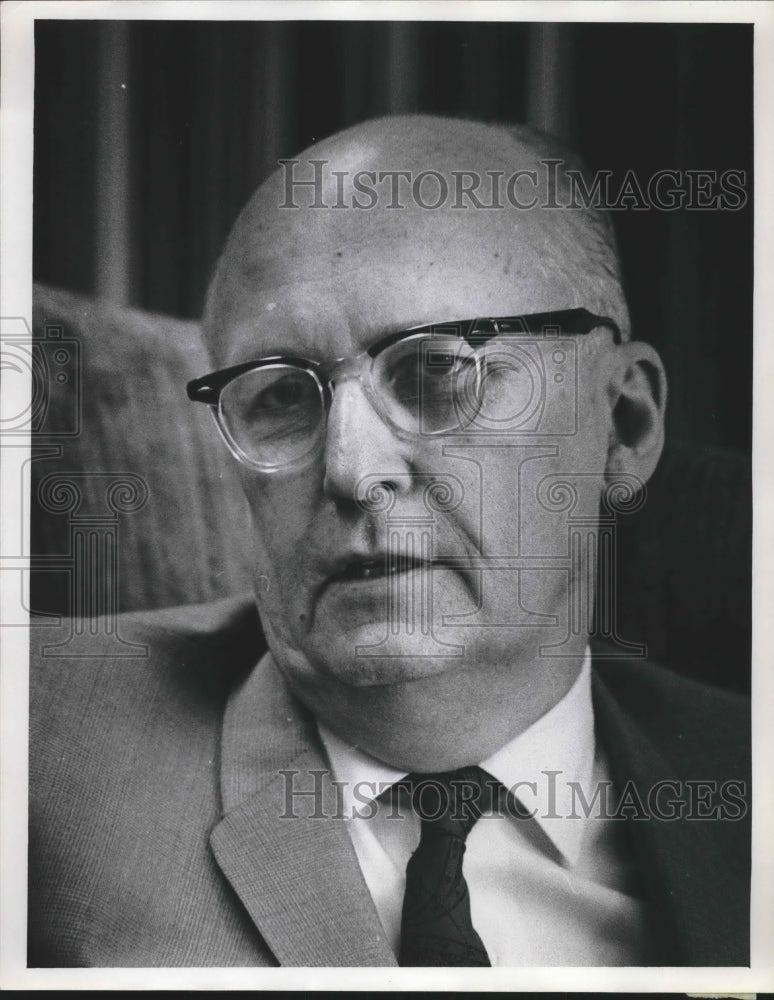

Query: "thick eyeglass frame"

xmin=186 ymin=307 xmax=622 ymax=471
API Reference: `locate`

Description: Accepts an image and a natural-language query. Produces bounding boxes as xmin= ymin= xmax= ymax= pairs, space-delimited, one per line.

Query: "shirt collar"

xmin=318 ymin=647 xmax=595 ymax=865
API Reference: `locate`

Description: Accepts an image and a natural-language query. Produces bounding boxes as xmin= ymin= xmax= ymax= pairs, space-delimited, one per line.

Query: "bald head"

xmin=203 ymin=115 xmax=629 ymax=362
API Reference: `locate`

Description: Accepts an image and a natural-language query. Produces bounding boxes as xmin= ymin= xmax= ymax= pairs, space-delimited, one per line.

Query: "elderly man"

xmin=29 ymin=115 xmax=750 ymax=968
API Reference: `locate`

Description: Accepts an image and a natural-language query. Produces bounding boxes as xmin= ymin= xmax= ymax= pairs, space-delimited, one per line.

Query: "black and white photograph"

xmin=1 ymin=0 xmax=772 ymax=990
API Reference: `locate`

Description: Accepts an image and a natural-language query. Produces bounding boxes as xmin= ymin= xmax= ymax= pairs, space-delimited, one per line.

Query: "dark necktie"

xmin=398 ymin=766 xmax=498 ymax=967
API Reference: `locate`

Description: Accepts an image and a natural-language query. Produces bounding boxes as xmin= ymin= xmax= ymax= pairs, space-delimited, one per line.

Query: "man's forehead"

xmin=211 ymin=226 xmax=609 ymax=367
xmin=225 ymin=117 xmax=575 ymax=260
xmin=224 ymin=201 xmax=569 ymax=302
xmin=204 ymin=116 xmax=629 ymax=358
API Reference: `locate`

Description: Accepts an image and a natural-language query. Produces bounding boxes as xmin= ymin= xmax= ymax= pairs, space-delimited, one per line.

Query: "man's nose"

xmin=322 ymin=377 xmax=413 ymax=505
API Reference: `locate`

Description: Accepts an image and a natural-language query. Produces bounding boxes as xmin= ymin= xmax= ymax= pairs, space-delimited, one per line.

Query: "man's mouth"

xmin=331 ymin=554 xmax=433 ymax=583
xmin=307 ymin=549 xmax=472 ymax=629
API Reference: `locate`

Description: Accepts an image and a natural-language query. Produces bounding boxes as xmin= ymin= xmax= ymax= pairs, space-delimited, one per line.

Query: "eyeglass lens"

xmin=218 ymin=333 xmax=564 ymax=468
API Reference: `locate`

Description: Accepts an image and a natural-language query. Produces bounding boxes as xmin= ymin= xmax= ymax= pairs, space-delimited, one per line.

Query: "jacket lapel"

xmin=592 ymin=663 xmax=749 ymax=965
xmin=209 ymin=653 xmax=397 ymax=967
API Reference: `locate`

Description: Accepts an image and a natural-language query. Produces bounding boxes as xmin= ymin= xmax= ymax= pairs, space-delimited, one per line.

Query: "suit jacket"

xmin=28 ymin=594 xmax=751 ymax=967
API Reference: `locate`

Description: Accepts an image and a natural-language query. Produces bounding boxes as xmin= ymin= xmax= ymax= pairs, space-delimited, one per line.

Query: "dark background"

xmin=33 ymin=19 xmax=753 ymax=454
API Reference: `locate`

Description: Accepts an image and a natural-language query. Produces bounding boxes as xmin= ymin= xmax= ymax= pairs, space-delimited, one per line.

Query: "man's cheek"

xmin=241 ymin=470 xmax=324 ymax=563
xmin=252 ymin=553 xmax=312 ymax=651
xmin=241 ymin=483 xmax=318 ymax=613
xmin=251 ymin=526 xmax=305 ymax=602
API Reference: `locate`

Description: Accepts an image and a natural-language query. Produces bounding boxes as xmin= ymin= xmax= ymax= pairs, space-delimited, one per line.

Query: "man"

xmin=28 ymin=115 xmax=750 ymax=967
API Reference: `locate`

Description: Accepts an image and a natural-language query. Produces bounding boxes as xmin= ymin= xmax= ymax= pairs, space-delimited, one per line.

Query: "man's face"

xmin=210 ymin=148 xmax=623 ymax=769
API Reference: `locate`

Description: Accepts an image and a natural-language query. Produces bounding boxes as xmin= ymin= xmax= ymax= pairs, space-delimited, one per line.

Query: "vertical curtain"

xmin=33 ymin=20 xmax=752 ymax=453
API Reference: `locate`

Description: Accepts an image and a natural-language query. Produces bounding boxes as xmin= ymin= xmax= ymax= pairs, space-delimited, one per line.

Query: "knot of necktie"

xmin=405 ymin=765 xmax=500 ymax=835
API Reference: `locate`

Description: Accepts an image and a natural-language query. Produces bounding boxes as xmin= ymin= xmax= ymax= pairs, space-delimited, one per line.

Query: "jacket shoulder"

xmin=29 ymin=593 xmax=265 ymax=785
xmin=30 ymin=592 xmax=263 ymax=694
xmin=591 ymin=648 xmax=750 ymax=778
xmin=28 ymin=594 xmax=270 ymax=966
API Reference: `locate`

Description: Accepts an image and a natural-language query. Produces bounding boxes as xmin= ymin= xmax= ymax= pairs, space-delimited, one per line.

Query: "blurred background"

xmin=33 ymin=19 xmax=753 ymax=452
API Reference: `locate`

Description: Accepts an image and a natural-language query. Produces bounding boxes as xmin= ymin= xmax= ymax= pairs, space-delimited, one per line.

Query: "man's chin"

xmin=301 ymin=619 xmax=467 ymax=687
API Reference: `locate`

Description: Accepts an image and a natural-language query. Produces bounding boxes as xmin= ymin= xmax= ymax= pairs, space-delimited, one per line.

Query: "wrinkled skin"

xmin=203 ymin=116 xmax=666 ymax=771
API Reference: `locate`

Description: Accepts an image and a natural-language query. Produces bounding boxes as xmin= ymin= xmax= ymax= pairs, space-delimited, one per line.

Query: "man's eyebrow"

xmin=228 ymin=342 xmax=296 ymax=364
xmin=221 ymin=322 xmax=307 ymax=364
xmin=368 ymin=319 xmax=430 ymax=341
xmin=227 ymin=319 xmax=434 ymax=364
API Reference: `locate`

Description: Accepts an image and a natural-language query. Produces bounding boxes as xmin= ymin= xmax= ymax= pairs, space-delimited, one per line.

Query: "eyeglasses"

xmin=187 ymin=308 xmax=621 ymax=473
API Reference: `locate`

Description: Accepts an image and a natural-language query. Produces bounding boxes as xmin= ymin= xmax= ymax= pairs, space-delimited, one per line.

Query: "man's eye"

xmin=388 ymin=353 xmax=466 ymax=404
xmin=391 ymin=348 xmax=471 ymax=382
xmin=423 ymin=351 xmax=481 ymax=390
xmin=424 ymin=350 xmax=462 ymax=376
xmin=254 ymin=373 xmax=316 ymax=411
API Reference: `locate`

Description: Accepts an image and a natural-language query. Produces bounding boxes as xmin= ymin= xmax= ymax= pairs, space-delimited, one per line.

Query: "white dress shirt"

xmin=318 ymin=650 xmax=654 ymax=965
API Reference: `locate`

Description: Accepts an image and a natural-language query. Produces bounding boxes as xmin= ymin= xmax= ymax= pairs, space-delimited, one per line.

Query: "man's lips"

xmin=325 ymin=553 xmax=437 ymax=585
xmin=302 ymin=549 xmax=476 ymax=628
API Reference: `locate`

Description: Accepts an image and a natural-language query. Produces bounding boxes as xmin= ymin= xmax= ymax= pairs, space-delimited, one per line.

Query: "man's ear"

xmin=605 ymin=341 xmax=667 ymax=484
